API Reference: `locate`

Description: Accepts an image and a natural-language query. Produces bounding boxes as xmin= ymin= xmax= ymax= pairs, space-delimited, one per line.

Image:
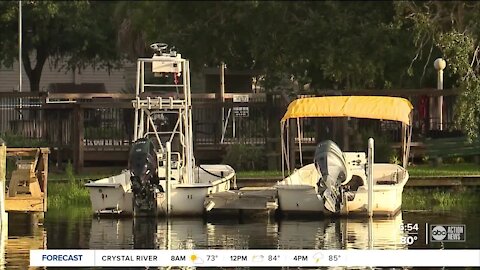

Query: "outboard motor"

xmin=128 ymin=138 xmax=162 ymax=213
xmin=314 ymin=140 xmax=350 ymax=214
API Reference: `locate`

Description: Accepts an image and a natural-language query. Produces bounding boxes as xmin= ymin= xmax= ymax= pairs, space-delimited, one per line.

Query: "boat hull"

xmin=156 ymin=185 xmax=209 ymax=216
xmin=85 ymin=165 xmax=235 ymax=216
xmin=276 ymin=163 xmax=408 ymax=216
xmin=85 ymin=171 xmax=133 ymax=215
xmin=277 ymin=185 xmax=325 ymax=213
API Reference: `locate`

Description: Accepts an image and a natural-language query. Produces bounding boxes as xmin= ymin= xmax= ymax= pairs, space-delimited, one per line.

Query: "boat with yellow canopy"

xmin=276 ymin=96 xmax=413 ymax=216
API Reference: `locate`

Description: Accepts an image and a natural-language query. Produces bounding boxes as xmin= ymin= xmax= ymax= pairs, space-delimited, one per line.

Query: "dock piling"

xmin=0 ymin=143 xmax=8 ymax=229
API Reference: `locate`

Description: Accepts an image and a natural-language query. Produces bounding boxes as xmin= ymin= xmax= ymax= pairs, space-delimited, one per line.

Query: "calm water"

xmin=1 ymin=209 xmax=479 ymax=269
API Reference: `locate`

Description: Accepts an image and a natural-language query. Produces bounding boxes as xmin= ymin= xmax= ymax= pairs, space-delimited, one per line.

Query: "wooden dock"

xmin=235 ymin=176 xmax=480 ymax=188
xmin=204 ymin=175 xmax=479 ymax=217
xmin=4 ymin=148 xmax=49 ymax=213
xmin=206 ymin=187 xmax=278 ymax=216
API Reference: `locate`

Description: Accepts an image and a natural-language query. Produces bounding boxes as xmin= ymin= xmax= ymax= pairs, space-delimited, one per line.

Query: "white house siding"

xmin=1 ymin=59 xmax=214 ymax=94
xmin=0 ymin=58 xmax=133 ymax=93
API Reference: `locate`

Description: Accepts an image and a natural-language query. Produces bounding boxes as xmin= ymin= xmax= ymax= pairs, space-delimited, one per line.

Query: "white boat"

xmin=85 ymin=164 xmax=235 ymax=216
xmin=276 ymin=96 xmax=413 ymax=216
xmin=85 ymin=43 xmax=236 ymax=216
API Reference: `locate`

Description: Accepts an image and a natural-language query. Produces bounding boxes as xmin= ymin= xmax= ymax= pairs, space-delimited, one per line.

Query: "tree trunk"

xmin=22 ymin=46 xmax=48 ymax=93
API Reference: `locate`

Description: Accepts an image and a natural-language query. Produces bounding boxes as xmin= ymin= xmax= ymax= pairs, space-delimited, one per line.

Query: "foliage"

xmin=1 ymin=1 xmax=479 ymax=141
xmin=403 ymin=187 xmax=479 ymax=212
xmin=47 ymin=182 xmax=91 ymax=209
xmin=48 ymin=167 xmax=123 ymax=181
xmin=0 ymin=132 xmax=49 ymax=147
xmin=48 ymin=161 xmax=91 ymax=209
xmin=46 ymin=206 xmax=91 ymax=221
xmin=0 ymin=1 xmax=121 ymax=92
xmin=355 ymin=126 xmax=395 ymax=163
xmin=65 ymin=161 xmax=75 ymax=182
xmin=222 ymin=144 xmax=266 ymax=171
xmin=395 ymin=2 xmax=480 ymax=141
xmin=408 ymin=162 xmax=480 ymax=177
xmin=117 ymin=1 xmax=416 ymax=92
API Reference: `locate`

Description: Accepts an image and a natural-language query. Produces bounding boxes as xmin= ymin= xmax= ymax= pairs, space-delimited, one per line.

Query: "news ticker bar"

xmin=31 ymin=249 xmax=480 ymax=267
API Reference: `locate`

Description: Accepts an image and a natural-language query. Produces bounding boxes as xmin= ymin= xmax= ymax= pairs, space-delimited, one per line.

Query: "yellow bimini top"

xmin=281 ymin=96 xmax=413 ymax=125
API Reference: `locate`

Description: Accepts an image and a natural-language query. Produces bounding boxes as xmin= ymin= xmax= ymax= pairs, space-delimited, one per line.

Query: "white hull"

xmin=85 ymin=170 xmax=133 ymax=215
xmin=276 ymin=163 xmax=408 ymax=216
xmin=85 ymin=165 xmax=235 ymax=216
xmin=276 ymin=164 xmax=325 ymax=213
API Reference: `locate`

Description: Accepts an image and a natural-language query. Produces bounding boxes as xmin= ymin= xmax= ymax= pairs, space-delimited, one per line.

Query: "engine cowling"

xmin=128 ymin=138 xmax=162 ymax=211
xmin=314 ymin=140 xmax=350 ymax=213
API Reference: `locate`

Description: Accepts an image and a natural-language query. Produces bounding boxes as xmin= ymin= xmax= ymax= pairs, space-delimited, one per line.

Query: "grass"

xmin=43 ymin=162 xmax=480 ymax=210
xmin=47 ymin=162 xmax=92 ymax=209
xmin=402 ymin=187 xmax=480 ymax=212
xmin=0 ymin=132 xmax=50 ymax=147
xmin=46 ymin=206 xmax=92 ymax=221
xmin=408 ymin=163 xmax=480 ymax=177
xmin=49 ymin=168 xmax=123 ymax=182
xmin=236 ymin=162 xmax=480 ymax=178
xmin=47 ymin=181 xmax=91 ymax=209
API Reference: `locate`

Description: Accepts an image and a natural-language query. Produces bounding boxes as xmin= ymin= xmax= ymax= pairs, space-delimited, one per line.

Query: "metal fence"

xmin=0 ymin=91 xmax=463 ymax=166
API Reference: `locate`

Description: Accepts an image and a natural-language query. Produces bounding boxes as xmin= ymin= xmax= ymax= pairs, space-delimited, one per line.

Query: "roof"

xmin=281 ymin=96 xmax=413 ymax=125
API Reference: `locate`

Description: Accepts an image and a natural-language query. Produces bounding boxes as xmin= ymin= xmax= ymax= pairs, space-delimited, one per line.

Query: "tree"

xmin=396 ymin=1 xmax=480 ymax=140
xmin=0 ymin=1 xmax=120 ymax=92
xmin=118 ymin=1 xmax=417 ymax=93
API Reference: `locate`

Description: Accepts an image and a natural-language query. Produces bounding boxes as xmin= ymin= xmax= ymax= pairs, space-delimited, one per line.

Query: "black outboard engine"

xmin=314 ymin=140 xmax=349 ymax=214
xmin=128 ymin=138 xmax=162 ymax=213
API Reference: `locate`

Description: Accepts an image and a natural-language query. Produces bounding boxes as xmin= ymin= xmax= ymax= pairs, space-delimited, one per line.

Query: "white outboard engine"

xmin=314 ymin=140 xmax=351 ymax=214
xmin=128 ymin=138 xmax=162 ymax=214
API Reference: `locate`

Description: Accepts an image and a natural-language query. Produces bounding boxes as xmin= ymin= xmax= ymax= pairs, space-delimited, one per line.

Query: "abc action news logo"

xmin=430 ymin=224 xmax=466 ymax=242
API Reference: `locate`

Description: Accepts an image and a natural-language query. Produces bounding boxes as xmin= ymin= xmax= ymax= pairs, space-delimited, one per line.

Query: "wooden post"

xmin=0 ymin=143 xmax=8 ymax=228
xmin=56 ymin=110 xmax=62 ymax=168
xmin=288 ymin=120 xmax=296 ymax=170
xmin=218 ymin=62 xmax=226 ymax=143
xmin=72 ymin=105 xmax=84 ymax=173
xmin=41 ymin=150 xmax=49 ymax=212
xmin=367 ymin=138 xmax=374 ymax=217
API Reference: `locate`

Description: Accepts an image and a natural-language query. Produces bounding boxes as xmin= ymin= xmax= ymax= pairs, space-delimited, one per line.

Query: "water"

xmin=1 ymin=209 xmax=479 ymax=269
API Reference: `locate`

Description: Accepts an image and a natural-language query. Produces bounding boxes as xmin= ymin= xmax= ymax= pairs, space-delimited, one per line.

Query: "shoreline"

xmin=48 ymin=175 xmax=480 ymax=188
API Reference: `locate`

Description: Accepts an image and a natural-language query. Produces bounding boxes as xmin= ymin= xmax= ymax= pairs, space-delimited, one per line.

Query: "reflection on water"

xmin=88 ymin=214 xmax=406 ymax=251
xmin=0 ymin=209 xmax=479 ymax=269
xmin=278 ymin=215 xmax=405 ymax=250
xmin=2 ymin=213 xmax=46 ymax=270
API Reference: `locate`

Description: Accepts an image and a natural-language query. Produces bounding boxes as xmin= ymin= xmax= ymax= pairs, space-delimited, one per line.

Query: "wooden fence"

xmin=0 ymin=89 xmax=462 ymax=171
xmin=0 ymin=92 xmax=287 ymax=171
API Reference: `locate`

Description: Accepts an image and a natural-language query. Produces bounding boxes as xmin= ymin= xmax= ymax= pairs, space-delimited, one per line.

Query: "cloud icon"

xmin=313 ymin=252 xmax=324 ymax=263
xmin=252 ymin=255 xmax=264 ymax=262
xmin=190 ymin=254 xmax=204 ymax=264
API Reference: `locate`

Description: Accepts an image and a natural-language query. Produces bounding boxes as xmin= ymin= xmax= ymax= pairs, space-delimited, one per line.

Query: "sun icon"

xmin=190 ymin=254 xmax=204 ymax=264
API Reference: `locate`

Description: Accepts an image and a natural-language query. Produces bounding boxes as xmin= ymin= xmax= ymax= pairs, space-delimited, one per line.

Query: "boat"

xmin=276 ymin=96 xmax=413 ymax=216
xmin=85 ymin=43 xmax=236 ymax=216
